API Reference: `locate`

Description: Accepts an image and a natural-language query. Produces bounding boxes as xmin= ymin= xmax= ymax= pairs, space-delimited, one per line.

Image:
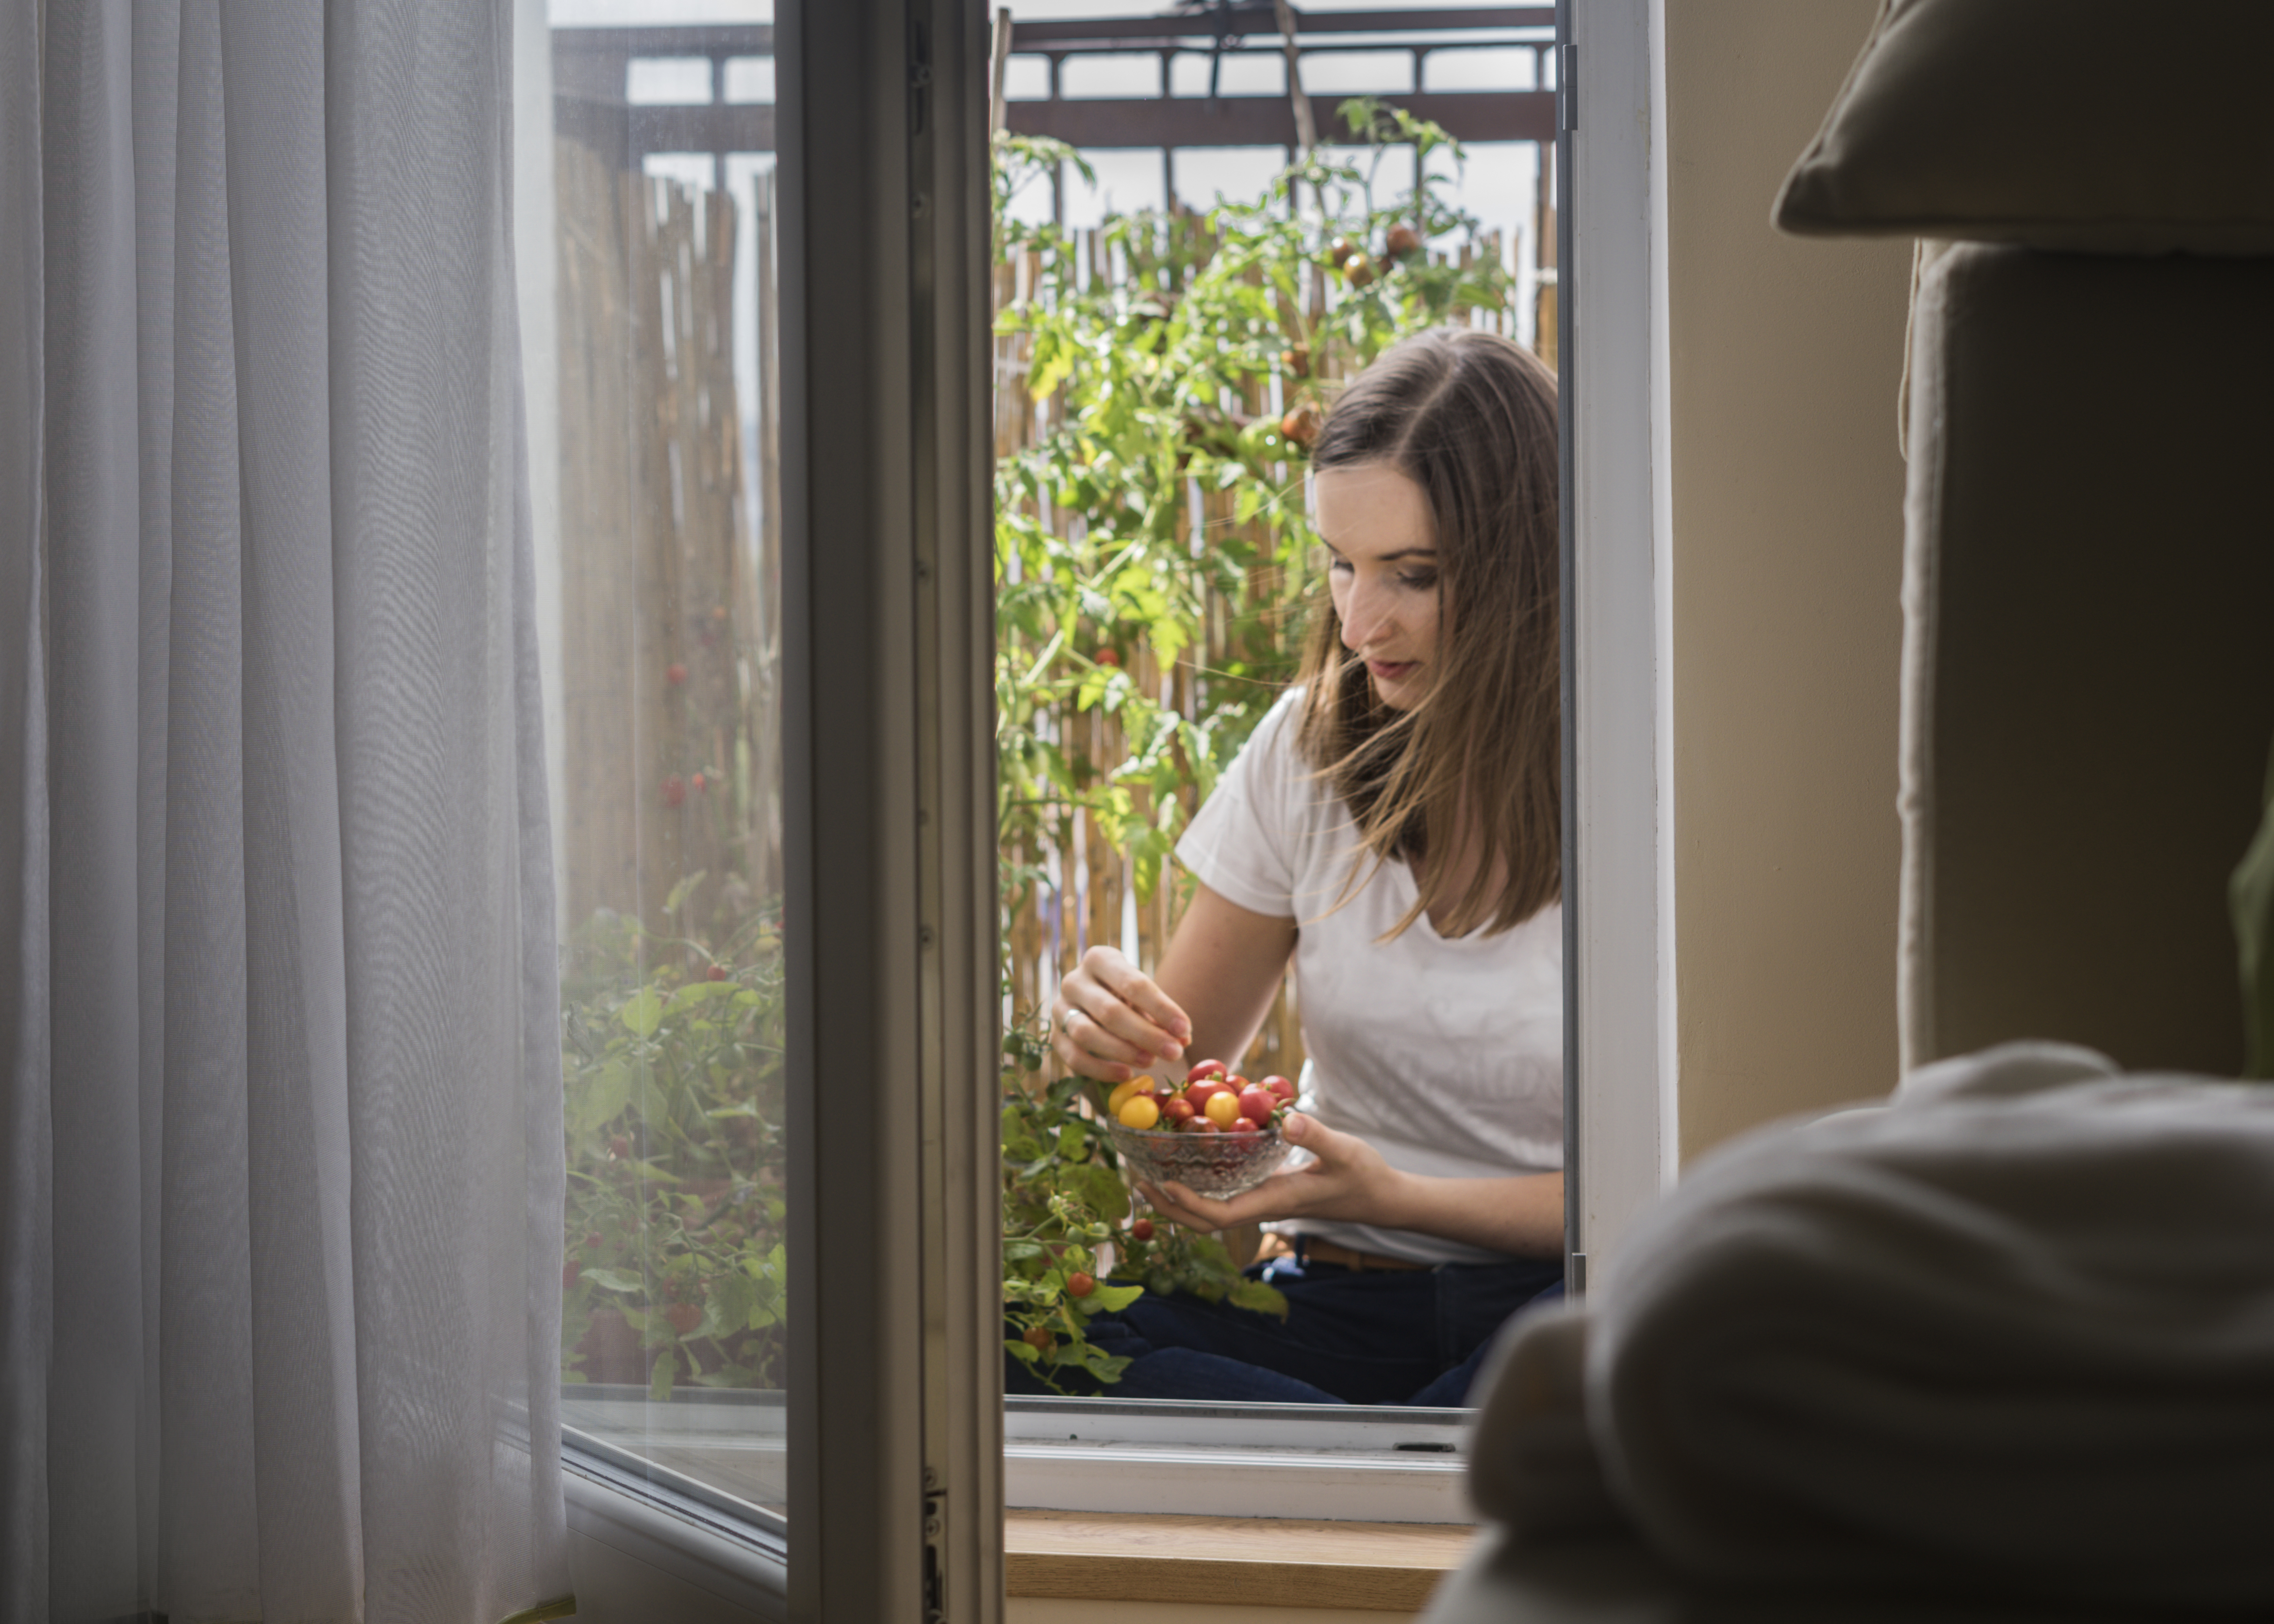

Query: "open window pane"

xmin=539 ymin=18 xmax=790 ymax=1528
xmin=536 ymin=10 xmax=1003 ymax=1616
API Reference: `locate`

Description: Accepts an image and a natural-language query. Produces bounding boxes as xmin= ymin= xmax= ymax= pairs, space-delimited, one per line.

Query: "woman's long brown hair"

xmin=1294 ymin=327 xmax=1560 ymax=939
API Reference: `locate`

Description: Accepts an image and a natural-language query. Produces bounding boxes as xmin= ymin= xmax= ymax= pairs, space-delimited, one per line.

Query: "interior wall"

xmin=1660 ymin=0 xmax=1914 ymax=1160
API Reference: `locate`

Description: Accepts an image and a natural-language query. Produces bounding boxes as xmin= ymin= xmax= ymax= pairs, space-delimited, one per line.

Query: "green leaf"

xmin=663 ymin=869 xmax=709 ymax=918
xmin=1084 ymin=1281 xmax=1144 ymax=1313
xmin=619 ymin=988 xmax=664 ymax=1038
xmin=582 ymin=1267 xmax=647 ymax=1296
xmin=650 ymin=1347 xmax=677 ymax=1402
xmin=1227 ymin=1278 xmax=1291 ymax=1320
xmin=1066 ymin=1161 xmax=1131 ymax=1224
xmin=669 ymin=980 xmax=739 ymax=1013
xmin=567 ymin=1059 xmax=634 ymax=1138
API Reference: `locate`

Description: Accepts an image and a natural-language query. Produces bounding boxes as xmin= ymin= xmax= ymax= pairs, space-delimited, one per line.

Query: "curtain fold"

xmin=0 ymin=6 xmax=54 ymax=1621
xmin=2 ymin=2 xmax=570 ymax=1619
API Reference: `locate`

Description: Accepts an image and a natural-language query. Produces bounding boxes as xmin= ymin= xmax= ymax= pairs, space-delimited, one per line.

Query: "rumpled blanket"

xmin=1577 ymin=1040 xmax=2274 ymax=1608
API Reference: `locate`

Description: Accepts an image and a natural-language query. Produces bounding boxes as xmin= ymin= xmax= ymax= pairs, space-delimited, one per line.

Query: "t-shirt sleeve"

xmin=1174 ymin=691 xmax=1307 ymax=918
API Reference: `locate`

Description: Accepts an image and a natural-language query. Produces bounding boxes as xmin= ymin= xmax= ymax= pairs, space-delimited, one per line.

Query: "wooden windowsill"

xmin=1005 ymin=1510 xmax=1476 ymax=1612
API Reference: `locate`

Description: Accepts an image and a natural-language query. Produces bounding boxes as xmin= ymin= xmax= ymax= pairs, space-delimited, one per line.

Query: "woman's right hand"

xmin=1051 ymin=946 xmax=1192 ymax=1083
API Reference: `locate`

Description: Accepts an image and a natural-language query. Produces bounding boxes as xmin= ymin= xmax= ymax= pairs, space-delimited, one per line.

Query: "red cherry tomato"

xmin=1236 ymin=1087 xmax=1276 ymax=1125
xmin=1129 ymin=1218 xmax=1155 ymax=1241
xmin=1185 ymin=1059 xmax=1229 ymax=1085
xmin=665 ymin=662 xmax=689 ymax=687
xmin=665 ymin=1302 xmax=702 ymax=1336
xmin=1023 ymin=1326 xmax=1055 ymax=1352
xmin=1185 ymin=1081 xmax=1229 ymax=1110
xmin=708 ymin=964 xmax=728 ymax=981
xmin=1162 ymin=1097 xmax=1196 ymax=1123
xmin=1096 ymin=649 xmax=1121 ymax=667
xmin=1067 ymin=1271 xmax=1096 ymax=1299
xmin=661 ymin=773 xmax=687 ymax=809
xmin=1225 ymin=1116 xmax=1259 ymax=1135
xmin=1184 ymin=1116 xmax=1219 ymax=1134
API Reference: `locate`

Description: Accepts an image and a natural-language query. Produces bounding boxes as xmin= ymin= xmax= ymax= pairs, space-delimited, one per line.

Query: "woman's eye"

xmin=1397 ymin=571 xmax=1438 ymax=590
xmin=1327 ymin=557 xmax=1354 ymax=575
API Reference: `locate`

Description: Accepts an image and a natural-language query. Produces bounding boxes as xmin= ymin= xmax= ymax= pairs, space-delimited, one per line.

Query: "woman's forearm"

xmin=1375 ymin=1169 xmax=1565 ymax=1260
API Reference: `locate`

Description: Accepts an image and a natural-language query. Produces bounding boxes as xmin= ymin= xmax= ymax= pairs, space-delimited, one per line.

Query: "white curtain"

xmin=0 ymin=4 xmax=571 ymax=1621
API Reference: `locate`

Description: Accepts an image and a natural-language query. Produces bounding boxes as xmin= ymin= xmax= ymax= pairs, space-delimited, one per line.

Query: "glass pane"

xmin=993 ymin=41 xmax=1563 ymax=1439
xmin=538 ymin=17 xmax=788 ymax=1524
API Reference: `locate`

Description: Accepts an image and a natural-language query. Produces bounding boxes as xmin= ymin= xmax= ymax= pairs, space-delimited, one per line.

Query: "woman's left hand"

xmin=1138 ymin=1112 xmax=1407 ymax=1234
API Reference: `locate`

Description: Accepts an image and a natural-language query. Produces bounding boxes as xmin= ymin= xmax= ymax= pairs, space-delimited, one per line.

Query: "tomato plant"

xmin=991 ymin=100 xmax=1516 ymax=933
xmin=999 ymin=1021 xmax=1286 ymax=1391
xmin=560 ymin=885 xmax=789 ymax=1401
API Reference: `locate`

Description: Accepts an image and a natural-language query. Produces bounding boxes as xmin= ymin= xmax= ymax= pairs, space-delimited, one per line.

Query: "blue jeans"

xmin=1008 ymin=1244 xmax=1565 ymax=1406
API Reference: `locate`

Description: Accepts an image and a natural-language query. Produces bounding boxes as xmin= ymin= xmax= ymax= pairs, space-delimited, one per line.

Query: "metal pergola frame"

xmin=553 ymin=5 xmax=1556 ymax=192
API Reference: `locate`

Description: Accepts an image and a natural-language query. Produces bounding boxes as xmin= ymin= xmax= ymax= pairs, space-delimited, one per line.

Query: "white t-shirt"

xmin=1173 ymin=689 xmax=1562 ymax=1265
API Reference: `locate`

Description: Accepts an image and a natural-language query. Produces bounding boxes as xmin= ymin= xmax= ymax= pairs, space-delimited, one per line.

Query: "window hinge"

xmin=922 ymin=1466 xmax=947 ymax=1624
xmin=1559 ymin=43 xmax=1577 ymax=132
xmin=1569 ymin=1250 xmax=1588 ymax=1299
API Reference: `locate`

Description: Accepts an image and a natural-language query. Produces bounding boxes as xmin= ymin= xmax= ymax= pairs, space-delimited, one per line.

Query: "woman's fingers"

xmin=1084 ymin=948 xmax=1191 ymax=1059
xmin=1141 ymin=1171 xmax=1312 ymax=1231
xmin=1049 ymin=1001 xmax=1140 ymax=1082
xmin=1054 ymin=949 xmax=1186 ymax=1077
xmin=1061 ymin=1005 xmax=1156 ymax=1072
xmin=1138 ymin=1180 xmax=1240 ymax=1231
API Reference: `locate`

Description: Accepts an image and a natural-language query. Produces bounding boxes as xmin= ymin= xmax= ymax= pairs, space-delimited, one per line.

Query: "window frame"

xmin=535 ymin=1 xmax=1003 ymax=1620
xmin=544 ymin=0 xmax=1680 ymax=1602
xmin=1565 ymin=0 xmax=1674 ymax=1292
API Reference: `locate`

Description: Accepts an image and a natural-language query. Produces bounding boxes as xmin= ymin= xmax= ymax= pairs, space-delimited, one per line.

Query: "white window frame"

xmin=980 ymin=0 xmax=1676 ymax=1517
xmin=527 ymin=0 xmax=1003 ymax=1618
xmin=1567 ymin=0 xmax=1677 ymax=1291
xmin=529 ymin=0 xmax=1680 ymax=1601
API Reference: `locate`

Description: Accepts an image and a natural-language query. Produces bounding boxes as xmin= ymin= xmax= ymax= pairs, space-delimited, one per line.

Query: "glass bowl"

xmin=1103 ymin=1119 xmax=1291 ymax=1200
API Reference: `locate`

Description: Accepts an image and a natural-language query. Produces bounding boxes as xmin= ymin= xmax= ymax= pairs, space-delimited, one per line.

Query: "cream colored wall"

xmin=1661 ymin=0 xmax=1916 ymax=1160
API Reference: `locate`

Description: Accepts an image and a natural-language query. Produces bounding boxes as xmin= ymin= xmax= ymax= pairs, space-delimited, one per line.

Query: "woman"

xmin=1049 ymin=327 xmax=1565 ymax=1406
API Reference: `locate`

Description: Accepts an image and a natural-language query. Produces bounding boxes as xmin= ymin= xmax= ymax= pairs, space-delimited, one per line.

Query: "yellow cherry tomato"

xmin=1107 ymin=1078 xmax=1147 ymax=1116
xmin=1203 ymin=1091 xmax=1242 ymax=1128
xmin=1117 ymin=1095 xmax=1161 ymax=1131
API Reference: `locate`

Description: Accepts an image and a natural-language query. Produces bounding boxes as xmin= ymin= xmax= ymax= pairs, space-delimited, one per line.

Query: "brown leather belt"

xmin=1257 ymin=1232 xmax=1433 ymax=1273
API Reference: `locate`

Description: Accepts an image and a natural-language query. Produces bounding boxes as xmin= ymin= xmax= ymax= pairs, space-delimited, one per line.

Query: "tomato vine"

xmin=992 ymin=101 xmax=1523 ymax=1382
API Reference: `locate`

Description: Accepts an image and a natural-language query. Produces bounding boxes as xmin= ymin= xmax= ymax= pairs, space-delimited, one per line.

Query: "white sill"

xmin=564 ymin=1421 xmax=787 ymax=1620
xmin=1007 ymin=1397 xmax=1474 ymax=1524
xmin=565 ymin=1388 xmax=1474 ymax=1527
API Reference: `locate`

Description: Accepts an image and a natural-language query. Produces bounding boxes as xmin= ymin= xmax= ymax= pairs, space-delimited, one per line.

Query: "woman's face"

xmin=1314 ymin=461 xmax=1439 ymax=711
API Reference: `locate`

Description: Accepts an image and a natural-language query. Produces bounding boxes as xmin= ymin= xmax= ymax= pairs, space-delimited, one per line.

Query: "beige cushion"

xmin=1899 ymin=245 xmax=2274 ymax=1075
xmin=1776 ymin=0 xmax=2274 ymax=254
